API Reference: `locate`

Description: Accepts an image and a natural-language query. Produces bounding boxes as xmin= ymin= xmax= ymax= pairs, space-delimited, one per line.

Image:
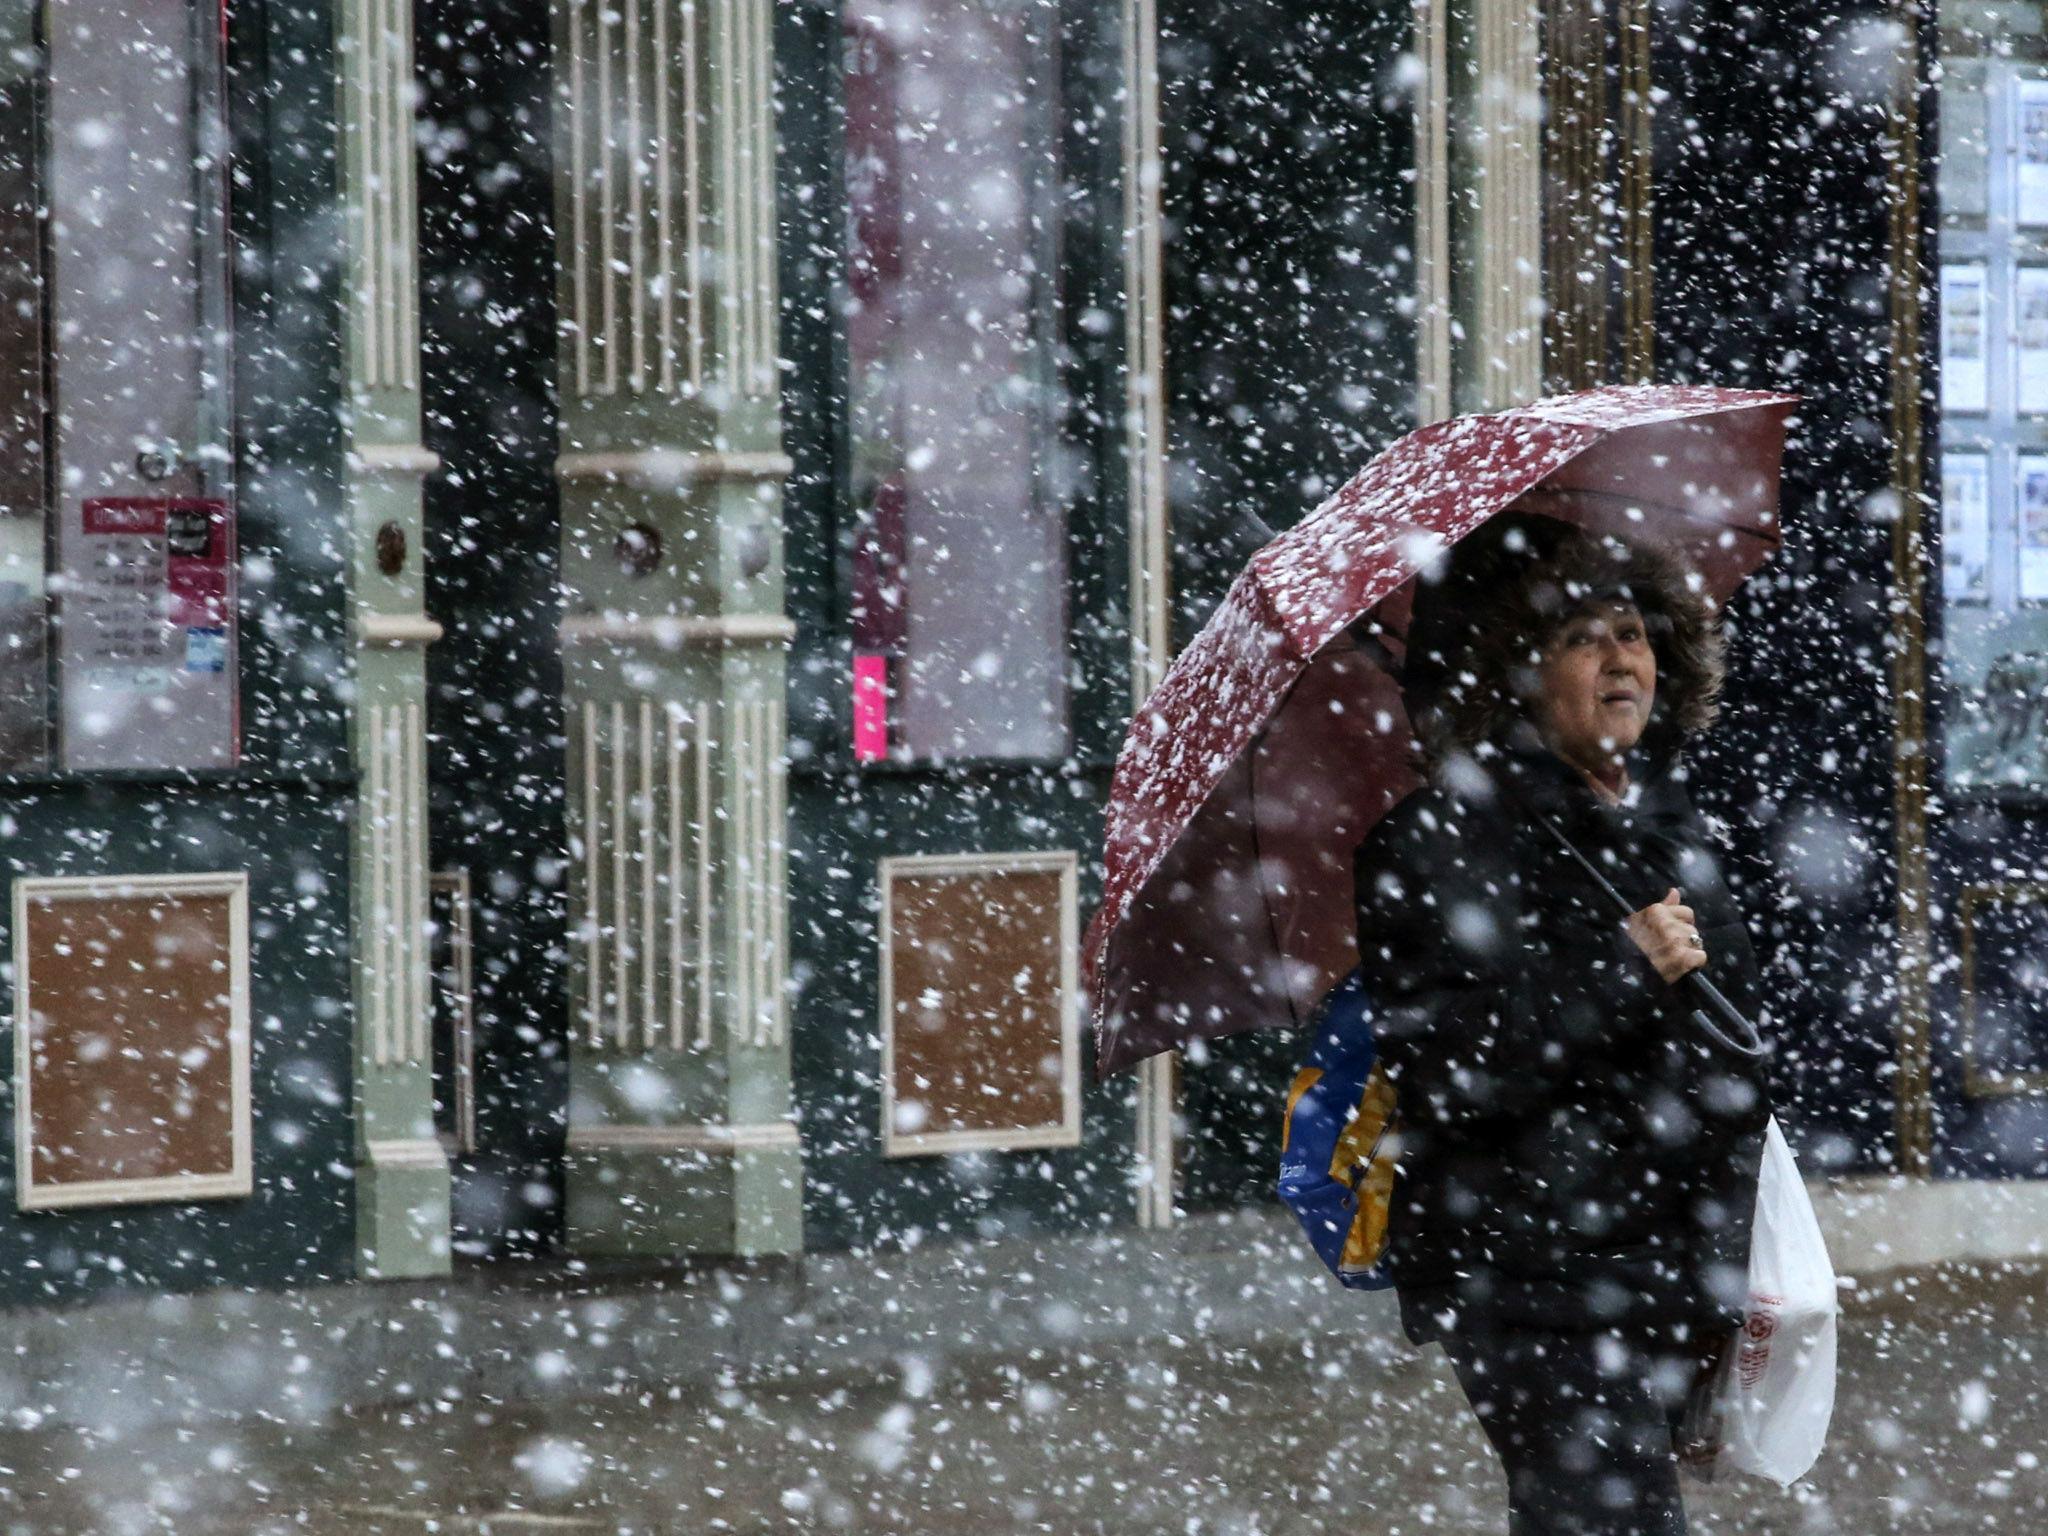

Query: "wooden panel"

xmin=15 ymin=874 xmax=251 ymax=1209
xmin=880 ymin=852 xmax=1079 ymax=1157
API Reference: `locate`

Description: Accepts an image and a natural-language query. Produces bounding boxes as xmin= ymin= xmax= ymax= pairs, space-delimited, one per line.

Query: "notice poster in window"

xmin=1943 ymin=453 xmax=1992 ymax=605
xmin=2020 ymin=268 xmax=2048 ymax=414
xmin=2018 ymin=79 xmax=2048 ymax=226
xmin=1942 ymin=265 xmax=1989 ymax=415
xmin=60 ymin=497 xmax=238 ymax=771
xmin=2020 ymin=456 xmax=2048 ymax=602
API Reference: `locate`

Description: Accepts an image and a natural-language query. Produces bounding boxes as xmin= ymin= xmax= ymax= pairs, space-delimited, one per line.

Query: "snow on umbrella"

xmin=1085 ymin=383 xmax=1799 ymax=1080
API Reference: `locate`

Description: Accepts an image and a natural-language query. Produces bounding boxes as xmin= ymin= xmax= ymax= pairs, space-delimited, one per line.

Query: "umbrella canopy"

xmin=1085 ymin=384 xmax=1798 ymax=1080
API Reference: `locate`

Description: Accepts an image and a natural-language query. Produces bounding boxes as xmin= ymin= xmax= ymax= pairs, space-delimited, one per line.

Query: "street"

xmin=0 ymin=1263 xmax=2036 ymax=1535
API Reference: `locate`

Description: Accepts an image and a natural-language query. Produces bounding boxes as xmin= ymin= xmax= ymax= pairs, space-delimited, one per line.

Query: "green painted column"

xmin=548 ymin=0 xmax=803 ymax=1256
xmin=338 ymin=0 xmax=451 ymax=1277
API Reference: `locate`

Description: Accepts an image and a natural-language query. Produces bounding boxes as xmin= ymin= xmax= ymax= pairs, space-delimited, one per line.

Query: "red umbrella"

xmin=1085 ymin=384 xmax=1799 ymax=1080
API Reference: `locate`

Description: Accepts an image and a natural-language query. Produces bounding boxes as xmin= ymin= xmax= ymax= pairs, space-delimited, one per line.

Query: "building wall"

xmin=0 ymin=0 xmax=360 ymax=1304
xmin=0 ymin=0 xmax=2012 ymax=1311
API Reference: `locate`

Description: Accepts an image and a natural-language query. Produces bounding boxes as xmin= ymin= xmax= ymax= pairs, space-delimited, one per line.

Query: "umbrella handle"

xmin=1678 ymin=972 xmax=1768 ymax=1061
xmin=1515 ymin=791 xmax=1768 ymax=1061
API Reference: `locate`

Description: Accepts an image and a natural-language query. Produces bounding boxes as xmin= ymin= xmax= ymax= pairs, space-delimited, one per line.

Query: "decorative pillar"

xmin=1416 ymin=0 xmax=1544 ymax=416
xmin=1466 ymin=0 xmax=1544 ymax=410
xmin=1415 ymin=0 xmax=1456 ymax=423
xmin=1539 ymin=0 xmax=1656 ymax=392
xmin=338 ymin=0 xmax=451 ymax=1276
xmin=1122 ymin=0 xmax=1176 ymax=1229
xmin=1616 ymin=0 xmax=1656 ymax=383
xmin=1540 ymin=0 xmax=1609 ymax=393
xmin=1886 ymin=0 xmax=1934 ymax=1177
xmin=549 ymin=0 xmax=803 ymax=1255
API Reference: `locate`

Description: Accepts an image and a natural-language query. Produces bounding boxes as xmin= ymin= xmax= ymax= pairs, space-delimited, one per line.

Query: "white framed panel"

xmin=2015 ymin=76 xmax=2048 ymax=226
xmin=2017 ymin=265 xmax=2048 ymax=414
xmin=2021 ymin=452 xmax=2048 ymax=600
xmin=878 ymin=850 xmax=1081 ymax=1159
xmin=1937 ymin=55 xmax=2048 ymax=792
xmin=14 ymin=871 xmax=252 ymax=1210
xmin=1943 ymin=450 xmax=1993 ymax=603
xmin=1943 ymin=262 xmax=1990 ymax=415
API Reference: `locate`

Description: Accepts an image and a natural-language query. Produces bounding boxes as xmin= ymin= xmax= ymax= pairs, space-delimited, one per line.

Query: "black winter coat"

xmin=1351 ymin=733 xmax=1774 ymax=1347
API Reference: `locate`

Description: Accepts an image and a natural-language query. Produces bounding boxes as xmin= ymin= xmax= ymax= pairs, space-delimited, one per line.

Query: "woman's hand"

xmin=1625 ymin=887 xmax=1709 ymax=986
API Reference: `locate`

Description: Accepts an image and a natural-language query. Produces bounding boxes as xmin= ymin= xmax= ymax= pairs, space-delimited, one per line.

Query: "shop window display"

xmin=1939 ymin=12 xmax=2048 ymax=791
xmin=0 ymin=0 xmax=238 ymax=774
xmin=842 ymin=0 xmax=1071 ymax=763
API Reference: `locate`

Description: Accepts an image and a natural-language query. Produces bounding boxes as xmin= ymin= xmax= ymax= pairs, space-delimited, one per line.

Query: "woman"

xmin=1352 ymin=515 xmax=1774 ymax=1535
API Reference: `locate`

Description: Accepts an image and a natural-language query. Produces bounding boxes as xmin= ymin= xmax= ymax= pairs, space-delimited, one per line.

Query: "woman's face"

xmin=1532 ymin=599 xmax=1657 ymax=769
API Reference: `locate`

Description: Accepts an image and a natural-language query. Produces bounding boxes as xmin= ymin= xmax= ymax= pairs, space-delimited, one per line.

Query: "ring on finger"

xmin=1689 ymin=930 xmax=1703 ymax=949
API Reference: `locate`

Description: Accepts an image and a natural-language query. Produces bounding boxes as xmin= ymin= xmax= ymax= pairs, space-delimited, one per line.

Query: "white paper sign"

xmin=1943 ymin=265 xmax=1989 ymax=415
xmin=59 ymin=497 xmax=238 ymax=771
xmin=1943 ymin=453 xmax=1991 ymax=605
xmin=2017 ymin=79 xmax=2048 ymax=226
xmin=2020 ymin=455 xmax=2048 ymax=602
xmin=2020 ymin=268 xmax=2048 ymax=414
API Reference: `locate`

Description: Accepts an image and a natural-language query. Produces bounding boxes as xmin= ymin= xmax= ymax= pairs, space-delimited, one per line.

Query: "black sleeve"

xmin=1353 ymin=803 xmax=1677 ymax=1125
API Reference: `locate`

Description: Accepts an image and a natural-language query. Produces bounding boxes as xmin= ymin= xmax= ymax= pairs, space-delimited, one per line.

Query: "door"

xmin=781 ymin=0 xmax=1141 ymax=1248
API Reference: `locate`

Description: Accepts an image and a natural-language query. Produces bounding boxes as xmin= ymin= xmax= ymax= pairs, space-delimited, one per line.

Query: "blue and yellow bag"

xmin=1277 ymin=967 xmax=1401 ymax=1290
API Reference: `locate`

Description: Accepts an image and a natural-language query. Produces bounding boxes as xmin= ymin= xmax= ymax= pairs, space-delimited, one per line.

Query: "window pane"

xmin=843 ymin=0 xmax=1071 ymax=762
xmin=1937 ymin=26 xmax=2048 ymax=792
xmin=0 ymin=0 xmax=239 ymax=774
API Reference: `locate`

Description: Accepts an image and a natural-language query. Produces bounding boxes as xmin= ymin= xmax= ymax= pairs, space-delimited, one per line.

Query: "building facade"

xmin=0 ymin=0 xmax=2030 ymax=1308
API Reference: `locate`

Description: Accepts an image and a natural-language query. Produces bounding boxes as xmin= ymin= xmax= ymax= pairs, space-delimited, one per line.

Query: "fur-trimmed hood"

xmin=1402 ymin=513 xmax=1728 ymax=780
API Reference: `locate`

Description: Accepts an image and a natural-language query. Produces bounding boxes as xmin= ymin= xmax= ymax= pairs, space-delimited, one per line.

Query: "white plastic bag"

xmin=1686 ymin=1115 xmax=1839 ymax=1486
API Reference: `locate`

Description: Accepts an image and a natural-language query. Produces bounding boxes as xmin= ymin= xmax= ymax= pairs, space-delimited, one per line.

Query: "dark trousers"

xmin=1438 ymin=1321 xmax=1702 ymax=1536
